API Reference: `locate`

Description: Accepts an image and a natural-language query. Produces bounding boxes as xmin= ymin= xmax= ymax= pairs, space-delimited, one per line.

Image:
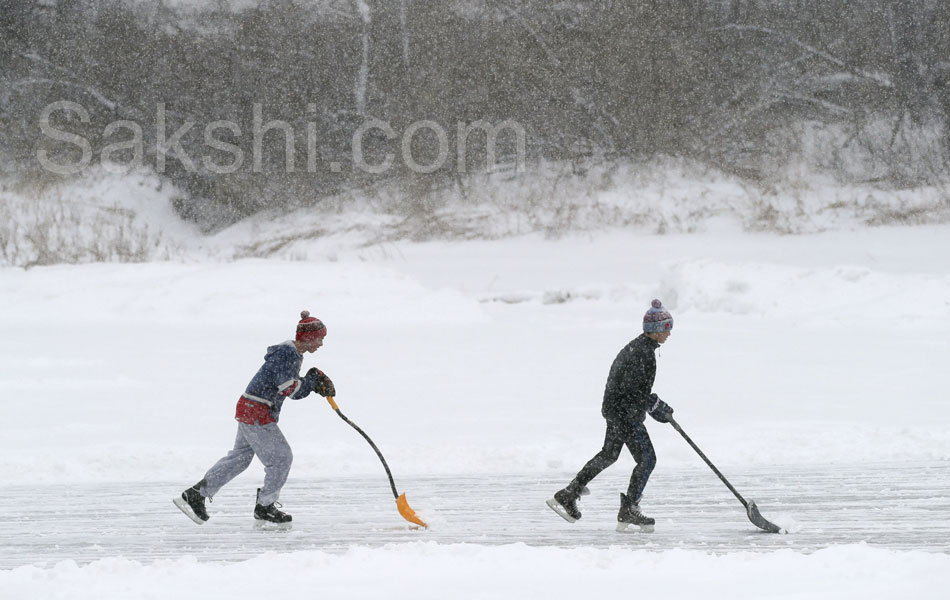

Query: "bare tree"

xmin=354 ymin=0 xmax=371 ymax=116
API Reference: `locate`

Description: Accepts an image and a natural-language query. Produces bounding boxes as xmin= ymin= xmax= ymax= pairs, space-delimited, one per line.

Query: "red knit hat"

xmin=296 ymin=310 xmax=327 ymax=342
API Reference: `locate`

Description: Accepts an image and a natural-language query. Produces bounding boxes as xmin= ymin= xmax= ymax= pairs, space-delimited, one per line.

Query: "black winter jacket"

xmin=601 ymin=334 xmax=660 ymax=424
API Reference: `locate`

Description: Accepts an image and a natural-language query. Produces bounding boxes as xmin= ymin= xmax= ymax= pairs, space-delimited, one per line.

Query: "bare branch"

xmin=8 ymin=78 xmax=118 ymax=112
xmin=716 ymin=24 xmax=894 ymax=89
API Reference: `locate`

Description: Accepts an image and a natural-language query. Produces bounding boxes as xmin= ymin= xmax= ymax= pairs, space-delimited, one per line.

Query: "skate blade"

xmin=253 ymin=519 xmax=293 ymax=531
xmin=545 ymin=498 xmax=577 ymax=523
xmin=615 ymin=522 xmax=654 ymax=533
xmin=172 ymin=497 xmax=206 ymax=525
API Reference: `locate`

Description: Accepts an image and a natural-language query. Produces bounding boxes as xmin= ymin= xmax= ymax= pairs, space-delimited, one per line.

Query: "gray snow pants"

xmin=200 ymin=421 xmax=293 ymax=506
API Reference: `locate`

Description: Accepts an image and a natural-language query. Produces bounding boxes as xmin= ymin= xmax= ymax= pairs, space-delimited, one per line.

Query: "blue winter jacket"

xmin=240 ymin=341 xmax=320 ymax=422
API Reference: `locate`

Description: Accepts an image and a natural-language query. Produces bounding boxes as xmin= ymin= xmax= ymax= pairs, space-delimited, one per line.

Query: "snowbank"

xmin=3 ymin=543 xmax=948 ymax=600
xmin=0 ymin=169 xmax=201 ymax=267
xmin=4 ymin=163 xmax=949 ymax=268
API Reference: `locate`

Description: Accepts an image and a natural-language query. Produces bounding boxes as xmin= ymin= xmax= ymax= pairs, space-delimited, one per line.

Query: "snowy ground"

xmin=2 ymin=220 xmax=950 ymax=598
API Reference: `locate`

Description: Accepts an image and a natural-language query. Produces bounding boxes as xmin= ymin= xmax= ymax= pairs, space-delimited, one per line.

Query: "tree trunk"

xmin=354 ymin=0 xmax=371 ymax=115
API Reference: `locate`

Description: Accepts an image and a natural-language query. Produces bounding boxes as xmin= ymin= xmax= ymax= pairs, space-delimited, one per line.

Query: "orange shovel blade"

xmin=396 ymin=493 xmax=428 ymax=528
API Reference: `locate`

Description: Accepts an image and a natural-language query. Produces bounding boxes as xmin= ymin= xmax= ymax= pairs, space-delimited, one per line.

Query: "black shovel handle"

xmin=326 ymin=396 xmax=400 ymax=500
xmin=668 ymin=417 xmax=785 ymax=533
xmin=668 ymin=416 xmax=749 ymax=509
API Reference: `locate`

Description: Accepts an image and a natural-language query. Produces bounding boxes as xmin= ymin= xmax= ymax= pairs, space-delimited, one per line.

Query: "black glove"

xmin=307 ymin=367 xmax=335 ymax=397
xmin=648 ymin=393 xmax=673 ymax=423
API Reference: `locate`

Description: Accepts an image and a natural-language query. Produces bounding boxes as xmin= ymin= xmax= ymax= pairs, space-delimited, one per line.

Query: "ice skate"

xmin=253 ymin=488 xmax=293 ymax=531
xmin=546 ymin=483 xmax=588 ymax=523
xmin=173 ymin=481 xmax=209 ymax=525
xmin=615 ymin=493 xmax=655 ymax=533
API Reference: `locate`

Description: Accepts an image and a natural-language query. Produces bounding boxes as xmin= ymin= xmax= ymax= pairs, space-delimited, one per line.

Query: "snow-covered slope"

xmin=4 ymin=164 xmax=949 ymax=268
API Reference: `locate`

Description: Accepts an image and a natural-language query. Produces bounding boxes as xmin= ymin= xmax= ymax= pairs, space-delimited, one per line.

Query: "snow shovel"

xmin=325 ymin=396 xmax=428 ymax=528
xmin=669 ymin=417 xmax=785 ymax=534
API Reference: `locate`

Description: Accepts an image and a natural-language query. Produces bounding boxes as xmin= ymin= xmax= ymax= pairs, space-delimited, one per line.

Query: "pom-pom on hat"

xmin=643 ymin=299 xmax=673 ymax=333
xmin=296 ymin=310 xmax=327 ymax=342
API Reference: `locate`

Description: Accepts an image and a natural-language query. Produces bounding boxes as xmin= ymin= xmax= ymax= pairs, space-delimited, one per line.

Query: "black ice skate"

xmin=545 ymin=482 xmax=589 ymax=523
xmin=173 ymin=481 xmax=209 ymax=525
xmin=616 ymin=493 xmax=655 ymax=533
xmin=254 ymin=488 xmax=292 ymax=530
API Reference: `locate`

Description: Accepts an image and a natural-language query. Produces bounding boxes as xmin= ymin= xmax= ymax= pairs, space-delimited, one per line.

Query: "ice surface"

xmin=2 ymin=464 xmax=949 ymax=598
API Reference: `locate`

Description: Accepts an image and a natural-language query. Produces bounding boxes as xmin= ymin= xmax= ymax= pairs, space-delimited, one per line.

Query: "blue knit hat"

xmin=643 ymin=299 xmax=673 ymax=333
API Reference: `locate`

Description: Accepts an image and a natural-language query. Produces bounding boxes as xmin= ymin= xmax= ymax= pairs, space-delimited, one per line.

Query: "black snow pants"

xmin=573 ymin=419 xmax=656 ymax=503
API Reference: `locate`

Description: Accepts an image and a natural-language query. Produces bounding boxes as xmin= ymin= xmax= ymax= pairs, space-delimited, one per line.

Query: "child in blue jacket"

xmin=174 ymin=311 xmax=334 ymax=528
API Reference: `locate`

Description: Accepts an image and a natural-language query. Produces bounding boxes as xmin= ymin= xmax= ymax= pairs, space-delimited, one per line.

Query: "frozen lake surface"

xmin=4 ymin=461 xmax=948 ymax=569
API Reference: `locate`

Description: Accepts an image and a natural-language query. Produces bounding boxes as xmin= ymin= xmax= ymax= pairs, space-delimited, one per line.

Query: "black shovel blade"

xmin=746 ymin=500 xmax=786 ymax=534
